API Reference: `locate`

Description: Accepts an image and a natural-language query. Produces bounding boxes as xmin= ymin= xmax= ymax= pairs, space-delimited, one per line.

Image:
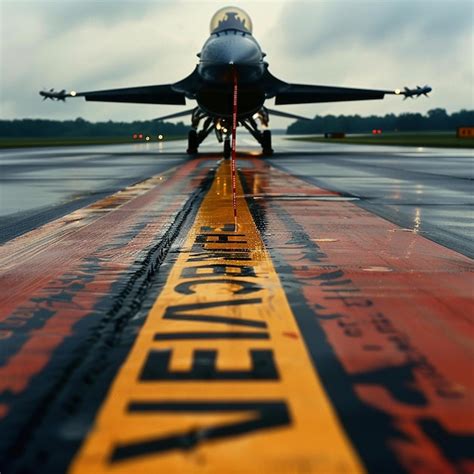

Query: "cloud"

xmin=272 ymin=1 xmax=472 ymax=58
xmin=263 ymin=0 xmax=473 ymax=120
xmin=1 ymin=0 xmax=203 ymax=120
xmin=7 ymin=0 xmax=167 ymax=36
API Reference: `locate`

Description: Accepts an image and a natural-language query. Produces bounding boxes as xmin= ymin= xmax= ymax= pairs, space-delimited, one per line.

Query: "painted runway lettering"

xmin=140 ymin=349 xmax=278 ymax=380
xmin=163 ymin=298 xmax=266 ymax=328
xmin=70 ymin=160 xmax=363 ymax=474
xmin=112 ymin=401 xmax=290 ymax=462
xmin=242 ymin=163 xmax=474 ymax=473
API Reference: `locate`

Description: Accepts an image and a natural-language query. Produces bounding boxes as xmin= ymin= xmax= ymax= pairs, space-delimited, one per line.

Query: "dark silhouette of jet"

xmin=40 ymin=6 xmax=431 ymax=156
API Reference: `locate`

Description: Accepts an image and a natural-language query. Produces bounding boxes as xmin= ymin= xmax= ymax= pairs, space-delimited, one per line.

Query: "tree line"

xmin=0 ymin=117 xmax=189 ymax=138
xmin=1 ymin=109 xmax=472 ymax=137
xmin=286 ymin=108 xmax=473 ymax=134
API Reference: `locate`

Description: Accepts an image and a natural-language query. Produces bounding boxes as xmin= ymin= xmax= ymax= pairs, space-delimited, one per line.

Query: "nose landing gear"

xmin=186 ymin=108 xmax=274 ymax=157
xmin=223 ymin=137 xmax=231 ymax=159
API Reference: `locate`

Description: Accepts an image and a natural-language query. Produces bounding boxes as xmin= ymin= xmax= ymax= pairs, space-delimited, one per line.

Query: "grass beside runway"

xmin=287 ymin=132 xmax=474 ymax=148
xmin=0 ymin=136 xmax=186 ymax=149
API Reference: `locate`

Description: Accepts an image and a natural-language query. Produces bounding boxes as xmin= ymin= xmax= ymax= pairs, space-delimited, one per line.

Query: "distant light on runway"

xmin=70 ymin=90 xmax=77 ymax=96
xmin=158 ymin=134 xmax=164 ymax=140
xmin=145 ymin=136 xmax=150 ymax=141
xmin=395 ymin=89 xmax=401 ymax=95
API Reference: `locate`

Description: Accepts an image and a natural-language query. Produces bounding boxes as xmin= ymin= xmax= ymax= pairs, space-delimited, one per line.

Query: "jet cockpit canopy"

xmin=210 ymin=6 xmax=253 ymax=34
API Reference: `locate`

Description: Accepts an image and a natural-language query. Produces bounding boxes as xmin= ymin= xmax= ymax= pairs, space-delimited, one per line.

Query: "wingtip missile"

xmin=401 ymin=85 xmax=432 ymax=99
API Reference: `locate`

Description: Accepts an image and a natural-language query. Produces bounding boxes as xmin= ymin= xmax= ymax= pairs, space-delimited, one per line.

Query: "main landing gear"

xmin=186 ymin=120 xmax=214 ymax=154
xmin=187 ymin=129 xmax=198 ymax=154
xmin=187 ymin=110 xmax=215 ymax=155
xmin=261 ymin=130 xmax=273 ymax=156
xmin=241 ymin=117 xmax=273 ymax=156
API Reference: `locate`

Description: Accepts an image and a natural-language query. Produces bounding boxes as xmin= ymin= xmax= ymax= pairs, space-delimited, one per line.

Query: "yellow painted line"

xmin=70 ymin=160 xmax=364 ymax=473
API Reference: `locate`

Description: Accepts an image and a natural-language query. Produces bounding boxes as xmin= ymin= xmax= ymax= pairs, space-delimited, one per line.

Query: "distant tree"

xmin=0 ymin=118 xmax=190 ymax=138
xmin=286 ymin=109 xmax=473 ymax=134
xmin=1 ymin=110 xmax=473 ymax=138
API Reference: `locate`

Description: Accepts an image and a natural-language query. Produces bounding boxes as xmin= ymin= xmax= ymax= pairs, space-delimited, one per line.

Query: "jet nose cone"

xmin=199 ymin=34 xmax=265 ymax=84
xmin=222 ymin=39 xmax=261 ymax=65
xmin=201 ymin=35 xmax=262 ymax=66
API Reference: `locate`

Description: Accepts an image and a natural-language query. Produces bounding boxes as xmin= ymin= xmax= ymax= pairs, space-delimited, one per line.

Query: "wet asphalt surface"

xmin=0 ymin=136 xmax=473 ymax=473
xmin=267 ymin=137 xmax=474 ymax=258
xmin=1 ymin=135 xmax=472 ymax=256
xmin=0 ymin=142 xmax=187 ymax=242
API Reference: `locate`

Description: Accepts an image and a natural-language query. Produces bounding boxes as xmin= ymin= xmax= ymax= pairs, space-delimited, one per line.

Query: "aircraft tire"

xmin=223 ymin=138 xmax=231 ymax=159
xmin=187 ymin=130 xmax=198 ymax=154
xmin=262 ymin=130 xmax=273 ymax=155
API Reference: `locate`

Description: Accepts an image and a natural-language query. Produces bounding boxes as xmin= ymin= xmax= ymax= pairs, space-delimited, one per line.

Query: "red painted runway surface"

xmin=243 ymin=161 xmax=473 ymax=473
xmin=0 ymin=160 xmax=208 ymax=415
xmin=0 ymin=155 xmax=472 ymax=473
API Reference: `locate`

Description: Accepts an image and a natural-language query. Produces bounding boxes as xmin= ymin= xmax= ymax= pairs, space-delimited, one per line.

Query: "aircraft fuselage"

xmin=196 ymin=27 xmax=266 ymax=118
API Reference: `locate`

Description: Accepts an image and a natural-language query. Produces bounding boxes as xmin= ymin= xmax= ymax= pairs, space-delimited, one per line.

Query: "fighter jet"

xmin=40 ymin=6 xmax=431 ymax=156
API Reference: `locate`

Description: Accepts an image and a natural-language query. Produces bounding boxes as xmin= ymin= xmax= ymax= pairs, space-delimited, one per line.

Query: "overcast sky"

xmin=1 ymin=0 xmax=472 ymax=127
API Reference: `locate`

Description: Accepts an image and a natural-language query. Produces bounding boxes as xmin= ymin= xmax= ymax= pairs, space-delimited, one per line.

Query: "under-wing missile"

xmin=401 ymin=85 xmax=432 ymax=100
xmin=39 ymin=88 xmax=76 ymax=101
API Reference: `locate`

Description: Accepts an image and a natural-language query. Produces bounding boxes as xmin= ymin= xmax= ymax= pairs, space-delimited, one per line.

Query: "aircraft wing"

xmin=40 ymin=84 xmax=186 ymax=105
xmin=261 ymin=69 xmax=430 ymax=105
xmin=274 ymin=84 xmax=399 ymax=105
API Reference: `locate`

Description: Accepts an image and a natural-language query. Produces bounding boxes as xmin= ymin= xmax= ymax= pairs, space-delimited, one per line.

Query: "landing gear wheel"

xmin=223 ymin=138 xmax=231 ymax=159
xmin=261 ymin=130 xmax=273 ymax=156
xmin=187 ymin=130 xmax=198 ymax=154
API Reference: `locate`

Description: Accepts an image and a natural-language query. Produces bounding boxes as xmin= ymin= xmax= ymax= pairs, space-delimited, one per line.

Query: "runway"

xmin=0 ymin=137 xmax=473 ymax=473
